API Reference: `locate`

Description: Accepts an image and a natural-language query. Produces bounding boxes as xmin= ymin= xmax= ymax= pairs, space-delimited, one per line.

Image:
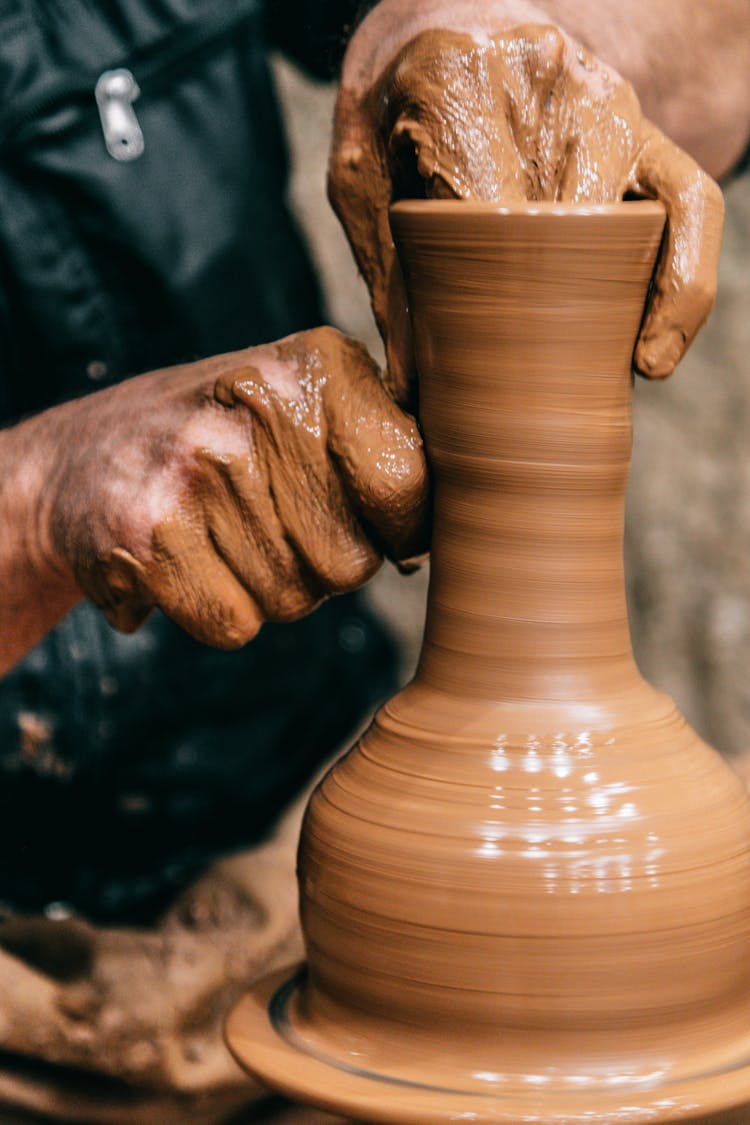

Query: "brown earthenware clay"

xmin=226 ymin=202 xmax=750 ymax=1124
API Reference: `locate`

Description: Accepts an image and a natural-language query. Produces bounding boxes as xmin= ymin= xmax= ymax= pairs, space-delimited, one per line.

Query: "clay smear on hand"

xmin=329 ymin=24 xmax=724 ymax=397
xmin=83 ymin=328 xmax=429 ymax=647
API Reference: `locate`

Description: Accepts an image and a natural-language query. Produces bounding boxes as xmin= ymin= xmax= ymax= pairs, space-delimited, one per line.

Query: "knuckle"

xmin=316 ymin=541 xmax=381 ymax=594
xmin=198 ymin=599 xmax=262 ymax=649
xmin=367 ymin=471 xmax=402 ymax=512
xmin=214 ymin=365 xmax=264 ymax=411
xmin=371 ymin=445 xmax=429 ymax=510
xmin=333 ymin=141 xmax=364 ymax=174
xmin=266 ymin=586 xmax=321 ymax=624
xmin=537 ymin=26 xmax=566 ymax=66
xmin=218 ymin=614 xmax=261 ymax=648
xmin=700 ymin=170 xmax=725 ymax=217
xmin=349 ymin=546 xmax=383 ymax=588
xmin=212 ymin=370 xmax=235 ymax=407
xmin=306 ymin=324 xmax=346 ymax=360
xmin=681 ymin=276 xmax=717 ymax=319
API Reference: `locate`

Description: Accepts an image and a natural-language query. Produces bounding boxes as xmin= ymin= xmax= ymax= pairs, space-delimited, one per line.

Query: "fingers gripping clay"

xmin=329 ymin=26 xmax=724 ymax=400
xmin=72 ymin=328 xmax=429 ymax=648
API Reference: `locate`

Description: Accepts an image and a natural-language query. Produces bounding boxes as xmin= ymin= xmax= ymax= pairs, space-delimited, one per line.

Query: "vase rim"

xmin=390 ymin=199 xmax=665 ymax=220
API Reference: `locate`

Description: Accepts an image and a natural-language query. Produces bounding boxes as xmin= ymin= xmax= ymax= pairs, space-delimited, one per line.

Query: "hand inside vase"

xmin=329 ymin=22 xmax=725 ymax=402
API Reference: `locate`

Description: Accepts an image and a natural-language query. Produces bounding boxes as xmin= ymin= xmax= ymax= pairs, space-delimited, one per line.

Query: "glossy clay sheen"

xmin=293 ymin=204 xmax=750 ymax=1116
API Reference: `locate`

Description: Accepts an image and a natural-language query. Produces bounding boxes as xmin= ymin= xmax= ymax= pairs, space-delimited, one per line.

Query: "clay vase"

xmin=227 ymin=202 xmax=750 ymax=1124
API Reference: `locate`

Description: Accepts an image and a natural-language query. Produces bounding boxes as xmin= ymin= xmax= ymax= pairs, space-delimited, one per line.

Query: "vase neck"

xmin=418 ymin=379 xmax=638 ymax=703
xmin=391 ymin=203 xmax=665 ymax=706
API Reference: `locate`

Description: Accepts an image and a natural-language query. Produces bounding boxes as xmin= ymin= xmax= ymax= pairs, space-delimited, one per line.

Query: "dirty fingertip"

xmin=634 ymin=324 xmax=685 ymax=379
xmin=214 ymin=366 xmax=266 ymax=409
xmin=202 ymin=595 xmax=264 ymax=649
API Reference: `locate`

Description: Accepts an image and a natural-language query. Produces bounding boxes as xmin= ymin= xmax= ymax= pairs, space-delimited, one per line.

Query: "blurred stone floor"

xmin=274 ymin=54 xmax=750 ymax=766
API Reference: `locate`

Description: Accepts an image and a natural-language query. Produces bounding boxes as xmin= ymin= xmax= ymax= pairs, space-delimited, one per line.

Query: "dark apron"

xmin=0 ymin=0 xmax=396 ymax=923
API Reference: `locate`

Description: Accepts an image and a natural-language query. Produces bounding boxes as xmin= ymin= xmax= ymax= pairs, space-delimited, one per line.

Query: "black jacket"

xmin=0 ymin=0 xmax=396 ymax=924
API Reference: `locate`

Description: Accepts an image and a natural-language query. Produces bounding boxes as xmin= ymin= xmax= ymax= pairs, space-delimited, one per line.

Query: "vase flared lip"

xmin=390 ymin=198 xmax=666 ymax=220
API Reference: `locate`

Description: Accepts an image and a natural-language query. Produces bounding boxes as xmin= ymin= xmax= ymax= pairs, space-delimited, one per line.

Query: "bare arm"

xmin=345 ymin=0 xmax=750 ymax=179
xmin=544 ymin=0 xmax=750 ymax=179
xmin=0 ymin=409 xmax=81 ymax=674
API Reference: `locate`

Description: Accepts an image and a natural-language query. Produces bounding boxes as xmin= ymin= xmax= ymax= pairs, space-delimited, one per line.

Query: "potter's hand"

xmin=43 ymin=326 xmax=428 ymax=649
xmin=330 ymin=19 xmax=725 ymax=401
xmin=0 ymin=797 xmax=304 ymax=1124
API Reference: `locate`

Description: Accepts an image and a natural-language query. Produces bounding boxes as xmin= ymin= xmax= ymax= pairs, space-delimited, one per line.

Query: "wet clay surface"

xmin=329 ymin=25 xmax=724 ymax=400
xmin=229 ymin=203 xmax=750 ymax=1123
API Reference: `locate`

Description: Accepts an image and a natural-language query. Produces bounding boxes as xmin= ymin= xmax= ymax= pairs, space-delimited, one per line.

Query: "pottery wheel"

xmin=226 ymin=964 xmax=750 ymax=1124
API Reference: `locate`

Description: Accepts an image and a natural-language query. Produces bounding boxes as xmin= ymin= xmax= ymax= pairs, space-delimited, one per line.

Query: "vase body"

xmin=292 ymin=203 xmax=750 ymax=1104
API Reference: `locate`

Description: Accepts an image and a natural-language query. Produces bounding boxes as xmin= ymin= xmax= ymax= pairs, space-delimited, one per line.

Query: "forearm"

xmin=345 ymin=0 xmax=750 ymax=178
xmin=542 ymin=0 xmax=750 ymax=178
xmin=0 ymin=408 xmax=81 ymax=676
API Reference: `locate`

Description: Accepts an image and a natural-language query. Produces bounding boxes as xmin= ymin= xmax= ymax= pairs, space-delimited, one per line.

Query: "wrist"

xmin=0 ymin=404 xmax=83 ymax=674
xmin=18 ymin=409 xmax=79 ymax=588
xmin=2 ymin=404 xmax=82 ymax=590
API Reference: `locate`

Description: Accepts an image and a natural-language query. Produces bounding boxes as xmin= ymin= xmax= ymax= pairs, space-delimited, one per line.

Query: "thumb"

xmin=329 ymin=86 xmax=417 ymax=408
xmin=320 ymin=331 xmax=430 ymax=563
xmin=629 ymin=120 xmax=724 ymax=378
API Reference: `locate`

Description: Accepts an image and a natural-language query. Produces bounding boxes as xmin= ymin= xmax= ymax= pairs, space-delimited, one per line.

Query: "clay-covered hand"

xmin=46 ymin=326 xmax=428 ymax=646
xmin=330 ymin=18 xmax=725 ymax=402
xmin=0 ymin=797 xmax=304 ymax=1124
